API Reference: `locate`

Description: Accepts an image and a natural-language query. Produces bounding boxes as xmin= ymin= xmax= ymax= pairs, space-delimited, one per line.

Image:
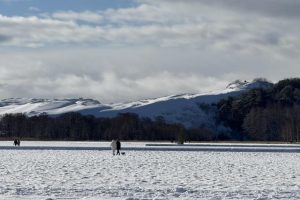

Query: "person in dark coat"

xmin=13 ymin=139 xmax=20 ymax=146
xmin=116 ymin=140 xmax=121 ymax=155
xmin=14 ymin=139 xmax=18 ymax=146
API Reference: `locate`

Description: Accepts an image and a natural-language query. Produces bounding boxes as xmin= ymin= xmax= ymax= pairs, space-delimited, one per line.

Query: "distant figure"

xmin=116 ymin=140 xmax=121 ymax=155
xmin=13 ymin=139 xmax=20 ymax=146
xmin=110 ymin=140 xmax=117 ymax=155
xmin=14 ymin=139 xmax=18 ymax=146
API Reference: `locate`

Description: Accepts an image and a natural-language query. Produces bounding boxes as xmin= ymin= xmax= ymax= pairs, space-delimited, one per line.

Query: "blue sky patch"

xmin=0 ymin=0 xmax=136 ymax=16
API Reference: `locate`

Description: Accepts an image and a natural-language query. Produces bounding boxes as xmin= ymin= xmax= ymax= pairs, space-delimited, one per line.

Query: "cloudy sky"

xmin=0 ymin=0 xmax=300 ymax=103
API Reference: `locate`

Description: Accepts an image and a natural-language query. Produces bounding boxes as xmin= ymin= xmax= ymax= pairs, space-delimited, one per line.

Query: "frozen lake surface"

xmin=1 ymin=141 xmax=300 ymax=152
xmin=0 ymin=142 xmax=300 ymax=199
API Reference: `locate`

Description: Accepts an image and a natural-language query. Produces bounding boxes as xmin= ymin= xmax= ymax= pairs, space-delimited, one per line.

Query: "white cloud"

xmin=0 ymin=1 xmax=299 ymax=55
xmin=0 ymin=11 xmax=299 ymax=57
xmin=52 ymin=11 xmax=103 ymax=23
xmin=1 ymin=46 xmax=299 ymax=103
xmin=1 ymin=0 xmax=300 ymax=102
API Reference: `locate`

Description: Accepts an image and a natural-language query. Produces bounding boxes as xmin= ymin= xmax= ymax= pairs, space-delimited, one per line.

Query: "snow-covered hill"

xmin=0 ymin=79 xmax=272 ymax=128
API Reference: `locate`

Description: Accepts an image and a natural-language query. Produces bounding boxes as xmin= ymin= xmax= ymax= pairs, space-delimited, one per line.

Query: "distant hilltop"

xmin=226 ymin=78 xmax=273 ymax=90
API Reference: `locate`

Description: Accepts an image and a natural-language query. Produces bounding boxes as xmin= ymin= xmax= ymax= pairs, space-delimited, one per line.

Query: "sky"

xmin=0 ymin=0 xmax=300 ymax=103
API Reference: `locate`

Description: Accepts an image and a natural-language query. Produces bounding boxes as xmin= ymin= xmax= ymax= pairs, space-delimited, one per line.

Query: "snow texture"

xmin=0 ymin=142 xmax=299 ymax=199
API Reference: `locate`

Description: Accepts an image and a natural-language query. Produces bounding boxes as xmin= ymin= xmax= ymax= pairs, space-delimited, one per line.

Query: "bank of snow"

xmin=0 ymin=148 xmax=299 ymax=199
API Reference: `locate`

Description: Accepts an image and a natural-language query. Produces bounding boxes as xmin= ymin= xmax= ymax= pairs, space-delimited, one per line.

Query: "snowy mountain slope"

xmin=0 ymin=79 xmax=272 ymax=128
xmin=0 ymin=98 xmax=109 ymax=116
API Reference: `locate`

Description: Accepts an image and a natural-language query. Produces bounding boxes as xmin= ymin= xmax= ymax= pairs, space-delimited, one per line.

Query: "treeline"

xmin=0 ymin=113 xmax=176 ymax=140
xmin=217 ymin=78 xmax=300 ymax=142
xmin=0 ymin=112 xmax=212 ymax=141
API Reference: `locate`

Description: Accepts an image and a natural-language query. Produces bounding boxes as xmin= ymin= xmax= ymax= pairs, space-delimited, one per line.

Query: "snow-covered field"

xmin=0 ymin=142 xmax=300 ymax=199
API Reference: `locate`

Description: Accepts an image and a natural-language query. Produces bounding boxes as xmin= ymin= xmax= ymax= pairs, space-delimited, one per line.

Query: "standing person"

xmin=116 ymin=140 xmax=121 ymax=155
xmin=13 ymin=139 xmax=18 ymax=146
xmin=110 ymin=140 xmax=117 ymax=155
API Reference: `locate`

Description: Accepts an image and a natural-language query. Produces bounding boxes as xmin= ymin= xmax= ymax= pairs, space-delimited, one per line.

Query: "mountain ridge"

xmin=0 ymin=79 xmax=273 ymax=128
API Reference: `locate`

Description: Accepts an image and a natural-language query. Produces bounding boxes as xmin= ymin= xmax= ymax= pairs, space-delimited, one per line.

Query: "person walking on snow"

xmin=116 ymin=140 xmax=121 ymax=155
xmin=110 ymin=140 xmax=117 ymax=155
